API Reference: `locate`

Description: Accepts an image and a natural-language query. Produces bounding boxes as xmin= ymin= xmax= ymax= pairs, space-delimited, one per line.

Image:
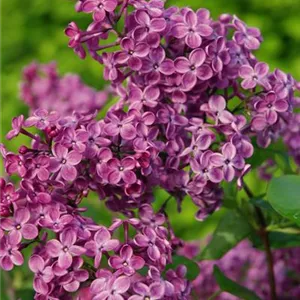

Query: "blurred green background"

xmin=1 ymin=0 xmax=300 ymax=298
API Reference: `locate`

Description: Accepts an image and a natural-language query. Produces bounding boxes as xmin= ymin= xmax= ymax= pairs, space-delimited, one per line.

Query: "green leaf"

xmin=213 ymin=266 xmax=262 ymax=300
xmin=267 ymin=175 xmax=300 ymax=225
xmin=250 ymin=231 xmax=300 ymax=249
xmin=165 ymin=255 xmax=199 ymax=280
xmin=199 ymin=210 xmax=252 ymax=260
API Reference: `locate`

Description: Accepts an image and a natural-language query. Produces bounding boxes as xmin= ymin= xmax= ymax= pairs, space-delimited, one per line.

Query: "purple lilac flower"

xmin=46 ymin=229 xmax=86 ymax=269
xmin=129 ymin=282 xmax=165 ymax=300
xmin=109 ymin=244 xmax=145 ymax=275
xmin=81 ymin=0 xmax=118 ymax=22
xmin=49 ymin=143 xmax=82 ymax=181
xmin=172 ymin=9 xmax=213 ymax=48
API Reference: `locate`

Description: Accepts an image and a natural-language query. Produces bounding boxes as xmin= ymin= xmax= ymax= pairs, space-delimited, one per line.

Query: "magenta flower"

xmin=233 ymin=17 xmax=261 ymax=50
xmin=128 ymin=85 xmax=160 ymax=109
xmin=91 ymin=275 xmax=131 ymax=300
xmin=39 ymin=209 xmax=73 ymax=232
xmin=174 ymin=48 xmax=212 ymax=90
xmin=24 ymin=109 xmax=59 ymax=130
xmin=201 ymin=95 xmax=235 ymax=124
xmin=56 ymin=257 xmax=89 ymax=292
xmin=210 ymin=143 xmax=245 ymax=181
xmin=109 ymin=244 xmax=145 ymax=275
xmin=273 ymin=69 xmax=295 ymax=99
xmin=5 ymin=154 xmax=27 ymax=177
xmin=206 ymin=37 xmax=230 ymax=72
xmin=26 ymin=155 xmax=50 ymax=181
xmin=29 ymin=255 xmax=54 ymax=295
xmin=255 ymin=91 xmax=289 ymax=124
xmin=49 ymin=143 xmax=82 ymax=181
xmin=190 ymin=151 xmax=223 ymax=183
xmin=61 ymin=127 xmax=89 ymax=153
xmin=104 ymin=112 xmax=137 ymax=140
xmin=65 ymin=22 xmax=86 ymax=59
xmin=134 ymin=227 xmax=160 ymax=261
xmin=6 ymin=115 xmax=24 ymax=140
xmin=141 ymin=47 xmax=175 ymax=83
xmin=85 ymin=227 xmax=119 ymax=268
xmin=46 ymin=229 xmax=86 ymax=269
xmin=107 ymin=157 xmax=137 ymax=184
xmin=1 ymin=208 xmax=38 ymax=241
xmin=129 ymin=282 xmax=165 ymax=300
xmin=96 ymin=147 xmax=113 ymax=179
xmin=133 ymin=10 xmax=166 ymax=42
xmin=0 ymin=232 xmax=23 ymax=271
xmin=239 ymin=62 xmax=271 ymax=90
xmin=116 ymin=38 xmax=150 ymax=71
xmin=172 ymin=9 xmax=213 ymax=48
xmin=81 ymin=0 xmax=117 ymax=22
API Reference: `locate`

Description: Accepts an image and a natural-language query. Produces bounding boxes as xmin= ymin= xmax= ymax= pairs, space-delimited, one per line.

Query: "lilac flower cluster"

xmin=179 ymin=240 xmax=300 ymax=299
xmin=2 ymin=0 xmax=300 ymax=299
xmin=19 ymin=62 xmax=108 ymax=116
xmin=0 ymin=184 xmax=191 ymax=300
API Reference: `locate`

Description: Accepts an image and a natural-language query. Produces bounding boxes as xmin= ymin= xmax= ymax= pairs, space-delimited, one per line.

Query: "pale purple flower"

xmin=29 ymin=255 xmax=54 ymax=295
xmin=61 ymin=127 xmax=89 ymax=153
xmin=1 ymin=208 xmax=38 ymax=240
xmin=201 ymin=95 xmax=235 ymax=124
xmin=46 ymin=229 xmax=86 ymax=269
xmin=174 ymin=48 xmax=212 ymax=90
xmin=116 ymin=38 xmax=150 ymax=71
xmin=190 ymin=151 xmax=223 ymax=183
xmin=81 ymin=0 xmax=117 ymax=22
xmin=210 ymin=143 xmax=245 ymax=181
xmin=0 ymin=232 xmax=23 ymax=271
xmin=133 ymin=10 xmax=166 ymax=42
xmin=85 ymin=227 xmax=119 ymax=268
xmin=5 ymin=154 xmax=27 ymax=177
xmin=26 ymin=155 xmax=50 ymax=181
xmin=6 ymin=115 xmax=24 ymax=140
xmin=255 ymin=91 xmax=289 ymax=125
xmin=129 ymin=282 xmax=165 ymax=300
xmin=141 ymin=47 xmax=175 ymax=83
xmin=96 ymin=147 xmax=113 ymax=178
xmin=273 ymin=69 xmax=295 ymax=99
xmin=171 ymin=9 xmax=213 ymax=48
xmin=206 ymin=37 xmax=230 ymax=72
xmin=128 ymin=85 xmax=160 ymax=109
xmin=65 ymin=22 xmax=86 ymax=59
xmin=109 ymin=244 xmax=145 ymax=275
xmin=104 ymin=112 xmax=137 ymax=140
xmin=134 ymin=227 xmax=160 ymax=261
xmin=39 ymin=209 xmax=73 ymax=232
xmin=107 ymin=157 xmax=137 ymax=184
xmin=24 ymin=109 xmax=59 ymax=129
xmin=239 ymin=62 xmax=271 ymax=90
xmin=49 ymin=143 xmax=82 ymax=181
xmin=56 ymin=257 xmax=89 ymax=292
xmin=233 ymin=17 xmax=261 ymax=50
xmin=91 ymin=275 xmax=131 ymax=300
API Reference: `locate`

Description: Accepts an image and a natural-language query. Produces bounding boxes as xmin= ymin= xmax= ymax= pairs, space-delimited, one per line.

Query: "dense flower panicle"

xmin=179 ymin=240 xmax=300 ymax=300
xmin=19 ymin=62 xmax=108 ymax=116
xmin=1 ymin=0 xmax=300 ymax=299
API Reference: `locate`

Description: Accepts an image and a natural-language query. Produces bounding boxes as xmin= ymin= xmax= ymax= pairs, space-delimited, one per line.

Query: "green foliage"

xmin=213 ymin=266 xmax=262 ymax=300
xmin=267 ymin=175 xmax=300 ymax=226
xmin=199 ymin=210 xmax=253 ymax=260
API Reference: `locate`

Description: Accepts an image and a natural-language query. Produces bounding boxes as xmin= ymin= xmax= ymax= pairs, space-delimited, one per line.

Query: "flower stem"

xmin=243 ymin=183 xmax=277 ymax=300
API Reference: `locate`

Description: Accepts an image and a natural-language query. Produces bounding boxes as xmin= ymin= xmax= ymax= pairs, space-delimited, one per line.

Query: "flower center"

xmin=63 ymin=246 xmax=69 ymax=252
xmin=144 ymin=297 xmax=150 ymax=300
xmin=190 ymin=65 xmax=196 ymax=71
xmin=119 ymin=166 xmax=124 ymax=171
xmin=225 ymin=159 xmax=230 ymax=165
xmin=153 ymin=64 xmax=159 ymax=70
xmin=267 ymin=103 xmax=272 ymax=108
xmin=123 ymin=261 xmax=128 ymax=266
xmin=61 ymin=159 xmax=67 ymax=164
xmin=16 ymin=224 xmax=21 ymax=230
xmin=129 ymin=50 xmax=134 ymax=55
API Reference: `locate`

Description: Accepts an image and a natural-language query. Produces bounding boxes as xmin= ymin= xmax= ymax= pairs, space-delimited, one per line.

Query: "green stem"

xmin=208 ymin=289 xmax=222 ymax=300
xmin=243 ymin=183 xmax=277 ymax=300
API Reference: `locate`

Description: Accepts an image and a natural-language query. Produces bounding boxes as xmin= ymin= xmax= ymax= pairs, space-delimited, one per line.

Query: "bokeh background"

xmin=1 ymin=0 xmax=300 ymax=298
